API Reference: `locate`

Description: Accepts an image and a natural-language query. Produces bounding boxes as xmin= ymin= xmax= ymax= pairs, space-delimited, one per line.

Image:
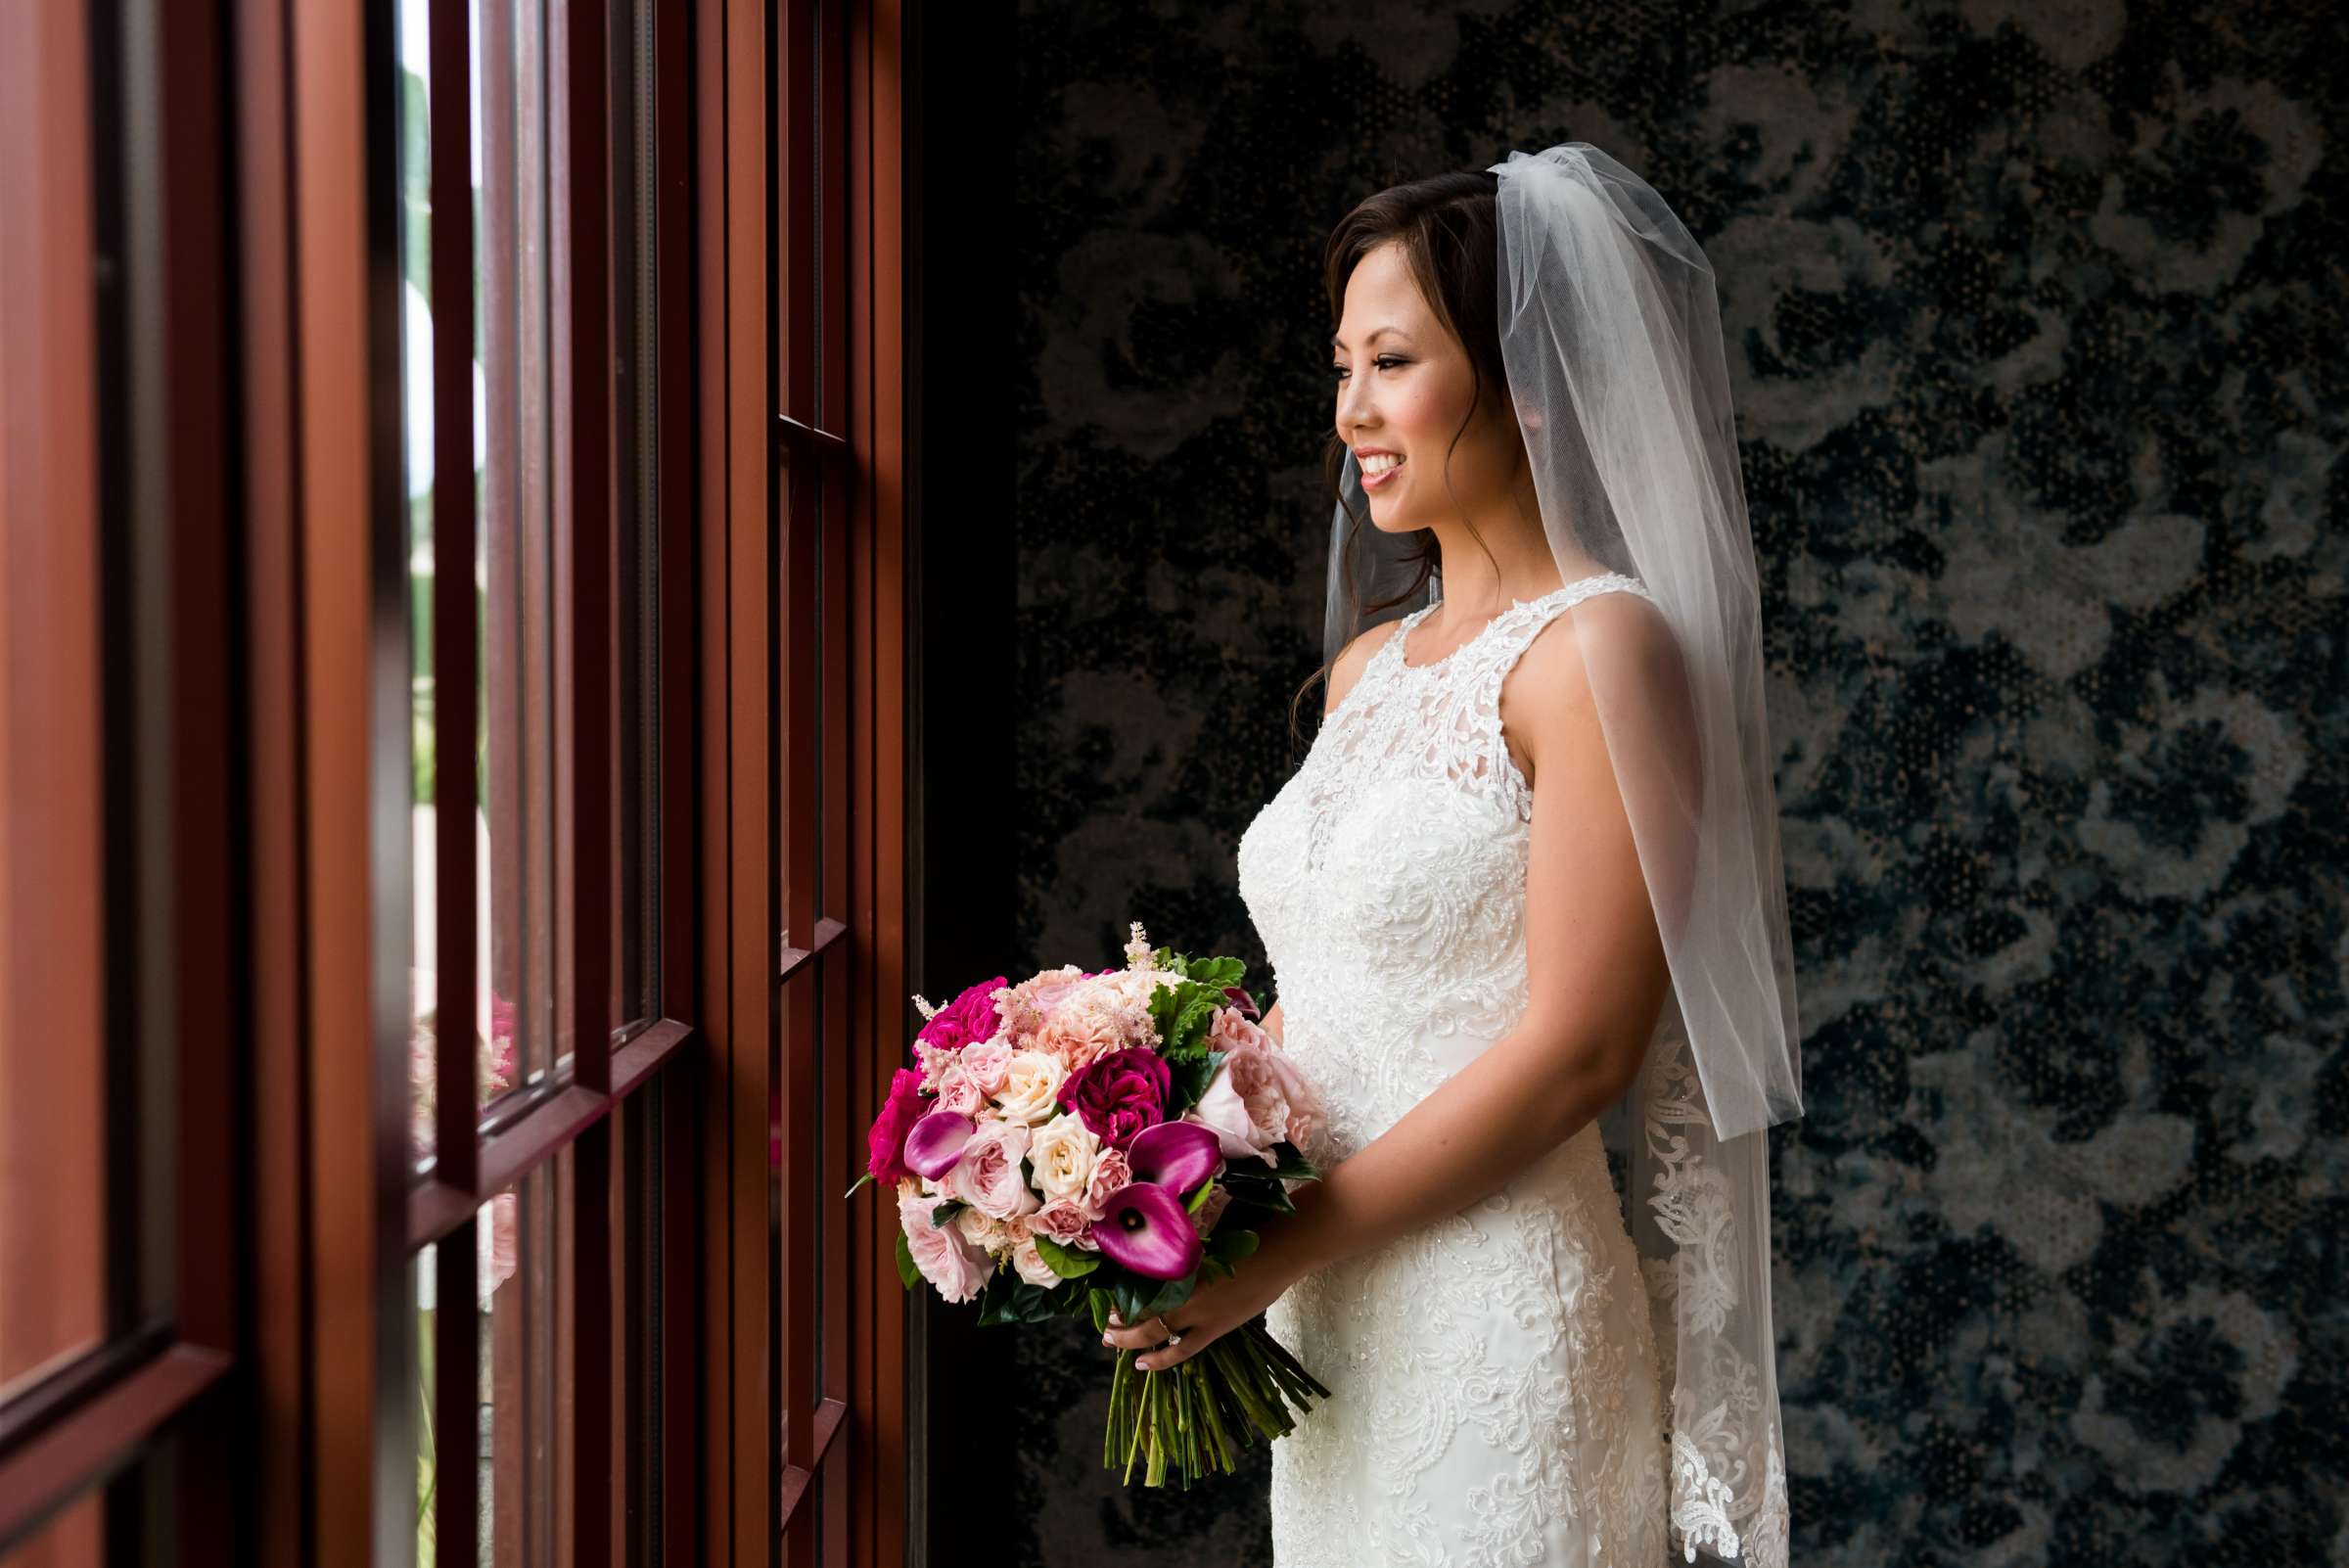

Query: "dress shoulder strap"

xmin=1459 ymin=573 xmax=1654 ymax=818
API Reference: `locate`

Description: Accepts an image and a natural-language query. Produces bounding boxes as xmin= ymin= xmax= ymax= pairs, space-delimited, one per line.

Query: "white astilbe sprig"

xmin=1123 ymin=920 xmax=1155 ymax=971
xmin=910 ymin=992 xmax=942 ymax=1022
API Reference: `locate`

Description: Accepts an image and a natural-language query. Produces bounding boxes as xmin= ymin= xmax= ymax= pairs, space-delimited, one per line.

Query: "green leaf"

xmin=842 ymin=1170 xmax=875 ymax=1201
xmin=1139 ymin=1270 xmax=1197 ymax=1318
xmin=929 ymin=1198 xmax=968 ymax=1229
xmin=1183 ymin=1178 xmax=1217 ymax=1216
xmin=1269 ymin=1141 xmax=1319 ymax=1182
xmin=1033 ymin=1230 xmax=1100 ymax=1279
xmin=1187 ymin=956 xmax=1246 ymax=991
xmin=1205 ymin=1225 xmax=1260 ymax=1266
xmin=1087 ymin=1289 xmax=1113 ymax=1332
xmin=1164 ymin=1050 xmax=1225 ymax=1117
xmin=894 ymin=1229 xmax=921 ymax=1290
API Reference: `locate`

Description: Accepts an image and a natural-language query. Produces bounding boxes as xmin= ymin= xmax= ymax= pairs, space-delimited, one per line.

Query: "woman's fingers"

xmin=1100 ymin=1312 xmax=1176 ymax=1352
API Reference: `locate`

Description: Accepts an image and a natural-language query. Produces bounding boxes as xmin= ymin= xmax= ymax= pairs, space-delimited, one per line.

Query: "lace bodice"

xmin=1238 ymin=574 xmax=1686 ymax=1566
xmin=1239 ymin=574 xmax=1656 ymax=1159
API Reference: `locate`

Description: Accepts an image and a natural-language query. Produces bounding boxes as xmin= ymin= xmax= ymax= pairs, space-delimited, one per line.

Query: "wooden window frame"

xmin=0 ymin=0 xmax=909 ymax=1561
xmin=698 ymin=0 xmax=908 ymax=1563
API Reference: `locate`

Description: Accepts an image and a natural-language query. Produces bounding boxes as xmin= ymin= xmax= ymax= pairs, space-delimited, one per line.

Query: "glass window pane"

xmin=610 ymin=0 xmax=661 ymax=1036
xmin=397 ymin=0 xmax=440 ymax=1169
xmin=478 ymin=0 xmax=561 ymax=1109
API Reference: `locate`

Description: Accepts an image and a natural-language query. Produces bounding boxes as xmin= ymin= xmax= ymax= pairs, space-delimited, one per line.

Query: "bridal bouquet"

xmin=847 ymin=922 xmax=1332 ymax=1488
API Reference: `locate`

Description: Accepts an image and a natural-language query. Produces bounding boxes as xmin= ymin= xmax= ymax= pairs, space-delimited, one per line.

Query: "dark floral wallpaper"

xmin=981 ymin=1 xmax=2347 ymax=1562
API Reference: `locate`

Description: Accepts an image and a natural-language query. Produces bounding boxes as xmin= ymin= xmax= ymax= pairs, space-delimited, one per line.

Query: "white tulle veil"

xmin=1322 ymin=142 xmax=1803 ymax=1566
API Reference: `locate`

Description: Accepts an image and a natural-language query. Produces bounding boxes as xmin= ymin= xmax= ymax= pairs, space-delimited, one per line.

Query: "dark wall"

xmin=930 ymin=2 xmax=2345 ymax=1562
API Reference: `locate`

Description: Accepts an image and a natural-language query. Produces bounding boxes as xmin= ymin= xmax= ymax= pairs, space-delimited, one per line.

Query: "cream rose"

xmin=991 ymin=1049 xmax=1067 ymax=1126
xmin=1026 ymin=1112 xmax=1100 ymax=1204
xmin=1009 ymin=1235 xmax=1061 ymax=1289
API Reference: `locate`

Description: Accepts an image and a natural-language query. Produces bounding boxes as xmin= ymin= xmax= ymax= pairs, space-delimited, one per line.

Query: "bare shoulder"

xmin=1499 ymin=589 xmax=1684 ymax=780
xmin=1323 ymin=619 xmax=1406 ymax=715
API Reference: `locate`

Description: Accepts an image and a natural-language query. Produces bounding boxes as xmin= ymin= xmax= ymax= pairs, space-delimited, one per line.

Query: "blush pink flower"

xmin=932 ymin=1063 xmax=986 ymax=1119
xmin=944 ymin=1120 xmax=1039 ymax=1221
xmin=1010 ymin=1235 xmax=1061 ymax=1288
xmin=1185 ymin=1040 xmax=1322 ymax=1164
xmin=1081 ymin=1146 xmax=1132 ymax=1221
xmin=1029 ymin=1196 xmax=1090 ymax=1249
xmin=1206 ymin=1003 xmax=1273 ymax=1055
xmin=959 ymin=1038 xmax=1015 ymax=1095
xmin=898 ymin=1189 xmax=989 ymax=1304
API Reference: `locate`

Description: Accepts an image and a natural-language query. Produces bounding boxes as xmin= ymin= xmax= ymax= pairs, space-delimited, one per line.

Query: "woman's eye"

xmin=1331 ymin=356 xmax=1406 ymax=380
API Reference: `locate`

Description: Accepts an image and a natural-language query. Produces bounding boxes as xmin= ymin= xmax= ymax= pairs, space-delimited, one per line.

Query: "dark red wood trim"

xmin=774 ymin=413 xmax=850 ymax=454
xmin=849 ymin=0 xmax=912 ymax=1559
xmin=691 ymin=0 xmax=735 ymax=1551
xmin=724 ymin=0 xmax=775 ymax=1558
xmin=776 ymin=912 xmax=850 ymax=986
xmin=229 ymin=0 xmax=310 ymax=1555
xmin=774 ymin=1396 xmax=848 ymax=1536
xmin=0 ymin=1346 xmax=230 ymax=1547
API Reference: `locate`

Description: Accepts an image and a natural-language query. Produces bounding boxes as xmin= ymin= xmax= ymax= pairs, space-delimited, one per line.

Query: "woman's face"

xmin=1330 ymin=240 xmax=1521 ymax=534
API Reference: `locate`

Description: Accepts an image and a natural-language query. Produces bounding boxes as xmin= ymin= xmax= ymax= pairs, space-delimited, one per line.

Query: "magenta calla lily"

xmin=1091 ymin=1182 xmax=1202 ymax=1280
xmin=1126 ymin=1120 xmax=1222 ymax=1196
xmin=902 ymin=1110 xmax=976 ymax=1180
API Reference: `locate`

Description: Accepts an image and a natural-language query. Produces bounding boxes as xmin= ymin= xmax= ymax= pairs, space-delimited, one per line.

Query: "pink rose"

xmin=1055 ymin=1046 xmax=1169 ymax=1150
xmin=1030 ymin=1196 xmax=1090 ymax=1248
xmin=932 ymin=1063 xmax=986 ymax=1118
xmin=1206 ymin=1004 xmax=1272 ymax=1055
xmin=1081 ymin=1146 xmax=1131 ymax=1220
xmin=898 ymin=1189 xmax=990 ymax=1304
xmin=959 ymin=1038 xmax=1015 ymax=1095
xmin=1185 ymin=1041 xmax=1321 ymax=1164
xmin=944 ymin=1121 xmax=1040 ymax=1221
xmin=865 ymin=1068 xmax=929 ymax=1185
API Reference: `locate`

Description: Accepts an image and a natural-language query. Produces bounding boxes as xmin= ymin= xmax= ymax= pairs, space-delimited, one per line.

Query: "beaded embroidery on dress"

xmin=1238 ymin=573 xmax=1681 ymax=1567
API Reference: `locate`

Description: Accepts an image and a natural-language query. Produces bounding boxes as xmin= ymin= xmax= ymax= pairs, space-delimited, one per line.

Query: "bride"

xmin=1099 ymin=144 xmax=1805 ymax=1566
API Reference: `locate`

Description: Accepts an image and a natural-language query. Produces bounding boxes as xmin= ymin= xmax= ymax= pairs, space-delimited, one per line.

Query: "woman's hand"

xmin=1097 ymin=1190 xmax=1323 ymax=1372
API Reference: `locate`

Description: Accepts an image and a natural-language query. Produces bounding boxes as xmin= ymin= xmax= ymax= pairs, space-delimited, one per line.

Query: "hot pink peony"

xmin=865 ymin=1068 xmax=929 ymax=1185
xmin=917 ymin=975 xmax=1008 ymax=1054
xmin=1056 ymin=1046 xmax=1169 ymax=1150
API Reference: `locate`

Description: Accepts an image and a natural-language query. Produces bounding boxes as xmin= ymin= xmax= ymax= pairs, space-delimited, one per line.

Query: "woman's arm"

xmin=1265 ymin=607 xmax=1678 ymax=1287
xmin=1261 ymin=999 xmax=1284 ymax=1046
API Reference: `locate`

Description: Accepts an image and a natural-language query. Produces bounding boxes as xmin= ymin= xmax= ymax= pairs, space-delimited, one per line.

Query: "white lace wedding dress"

xmin=1238 ymin=574 xmax=1679 ymax=1567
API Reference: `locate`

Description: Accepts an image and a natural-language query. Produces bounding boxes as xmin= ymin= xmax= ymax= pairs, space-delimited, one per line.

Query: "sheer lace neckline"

xmin=1389 ymin=574 xmax=1641 ymax=674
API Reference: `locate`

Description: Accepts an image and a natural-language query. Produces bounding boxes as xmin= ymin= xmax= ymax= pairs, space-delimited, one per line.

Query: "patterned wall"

xmin=989 ymin=1 xmax=2346 ymax=1561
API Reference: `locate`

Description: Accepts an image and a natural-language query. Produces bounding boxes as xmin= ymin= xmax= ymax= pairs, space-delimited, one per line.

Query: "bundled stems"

xmin=1100 ymin=1314 xmax=1333 ymax=1490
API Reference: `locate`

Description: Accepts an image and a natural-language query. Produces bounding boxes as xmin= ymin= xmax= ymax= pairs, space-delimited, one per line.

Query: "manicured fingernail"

xmin=1101 ymin=1333 xmax=1114 ymax=1346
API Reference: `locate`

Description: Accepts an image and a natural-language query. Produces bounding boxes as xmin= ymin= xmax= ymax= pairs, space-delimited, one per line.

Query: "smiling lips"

xmin=1359 ymin=452 xmax=1405 ymax=489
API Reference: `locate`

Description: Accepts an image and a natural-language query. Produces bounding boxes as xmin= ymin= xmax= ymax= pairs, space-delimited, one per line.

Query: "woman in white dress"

xmin=1100 ymin=145 xmax=1805 ymax=1567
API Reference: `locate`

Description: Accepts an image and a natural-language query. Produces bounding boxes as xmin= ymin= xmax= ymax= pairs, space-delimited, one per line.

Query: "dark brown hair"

xmin=1293 ymin=167 xmax=1513 ymax=750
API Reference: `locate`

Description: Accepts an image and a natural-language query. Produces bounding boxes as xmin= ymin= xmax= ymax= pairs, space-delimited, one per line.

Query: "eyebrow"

xmin=1329 ymin=326 xmax=1409 ymax=349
